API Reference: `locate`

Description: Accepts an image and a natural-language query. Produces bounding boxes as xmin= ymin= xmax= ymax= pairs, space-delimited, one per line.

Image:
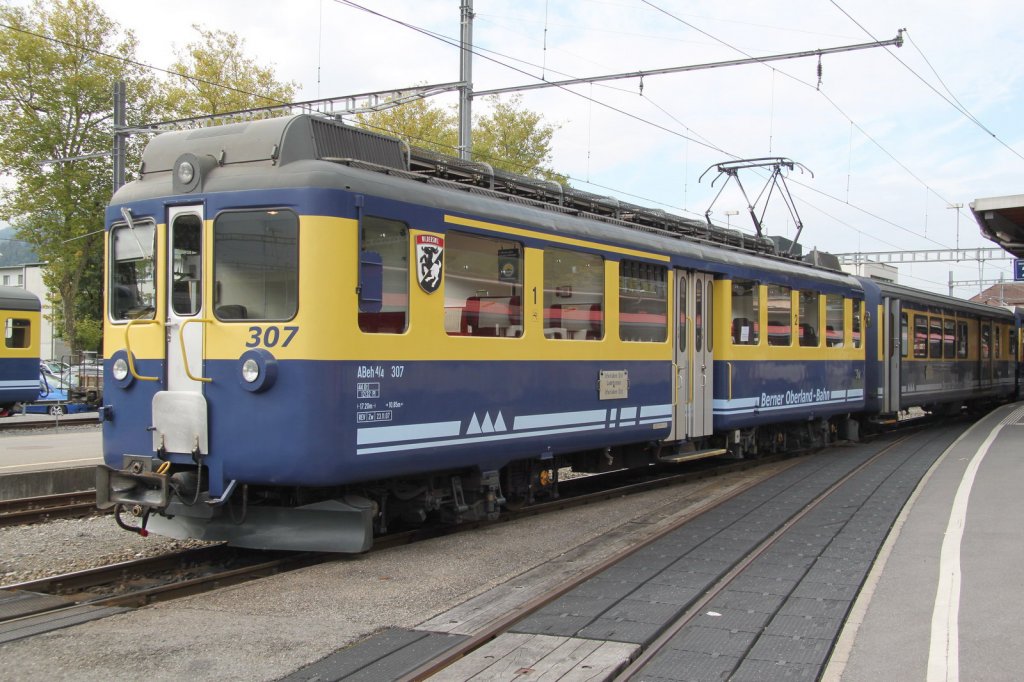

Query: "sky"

xmin=81 ymin=0 xmax=1024 ymax=297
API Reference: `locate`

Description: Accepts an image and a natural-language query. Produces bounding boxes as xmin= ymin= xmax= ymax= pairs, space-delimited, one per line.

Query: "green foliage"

xmin=357 ymin=94 xmax=564 ymax=182
xmin=162 ymin=26 xmax=298 ymax=119
xmin=0 ymin=0 xmax=158 ymax=352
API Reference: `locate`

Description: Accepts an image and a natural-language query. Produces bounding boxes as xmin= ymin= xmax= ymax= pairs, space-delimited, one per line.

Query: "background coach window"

xmin=767 ymin=284 xmax=791 ymax=346
xmin=359 ymin=216 xmax=409 ymax=334
xmin=544 ymin=247 xmax=604 ymax=340
xmin=444 ymin=232 xmax=523 ymax=337
xmin=213 ymin=209 xmax=298 ymax=321
xmin=619 ymin=259 xmax=667 ymax=342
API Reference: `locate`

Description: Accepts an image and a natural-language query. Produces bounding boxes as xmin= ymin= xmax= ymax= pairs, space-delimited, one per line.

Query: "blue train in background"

xmin=0 ymin=286 xmax=41 ymax=416
xmin=96 ymin=115 xmax=1020 ymax=551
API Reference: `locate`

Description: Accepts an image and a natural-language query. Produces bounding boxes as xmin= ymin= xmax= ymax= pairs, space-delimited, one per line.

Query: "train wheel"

xmin=48 ymin=404 xmax=66 ymax=416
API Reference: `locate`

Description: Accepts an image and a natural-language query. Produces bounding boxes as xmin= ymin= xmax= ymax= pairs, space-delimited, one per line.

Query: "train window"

xmin=678 ymin=277 xmax=686 ymax=353
xmin=706 ymin=279 xmax=714 ymax=352
xmin=359 ymin=217 xmax=408 ymax=334
xmin=929 ymin=317 xmax=942 ymax=359
xmin=981 ymin=324 xmax=991 ymax=359
xmin=767 ymin=285 xmax=792 ymax=346
xmin=4 ymin=318 xmax=29 ymax=348
xmin=994 ymin=325 xmax=1001 ymax=358
xmin=913 ymin=315 xmax=927 ymax=358
xmin=110 ymin=220 xmax=156 ymax=321
xmin=543 ymin=248 xmax=604 ymax=341
xmin=943 ymin=319 xmax=956 ymax=359
xmin=900 ymin=313 xmax=909 ymax=357
xmin=957 ymin=321 xmax=968 ymax=358
xmin=171 ymin=214 xmax=202 ymax=316
xmin=444 ymin=232 xmax=523 ymax=337
xmin=798 ymin=290 xmax=820 ymax=347
xmin=730 ymin=280 xmax=759 ymax=345
xmin=825 ymin=295 xmax=844 ymax=347
xmin=1011 ymin=328 xmax=1018 ymax=358
xmin=852 ymin=299 xmax=863 ymax=348
xmin=619 ymin=260 xmax=667 ymax=342
xmin=695 ymin=278 xmax=703 ymax=352
xmin=213 ymin=210 xmax=298 ymax=321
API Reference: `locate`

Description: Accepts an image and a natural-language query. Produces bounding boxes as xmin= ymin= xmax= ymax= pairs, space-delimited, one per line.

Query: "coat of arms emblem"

xmin=416 ymin=234 xmax=444 ymax=293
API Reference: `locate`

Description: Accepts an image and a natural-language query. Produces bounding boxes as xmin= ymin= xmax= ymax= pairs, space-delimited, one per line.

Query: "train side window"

xmin=994 ymin=325 xmax=1001 ymax=358
xmin=678 ymin=277 xmax=687 ymax=353
xmin=4 ymin=318 xmax=30 ymax=348
xmin=706 ymin=279 xmax=713 ymax=352
xmin=981 ymin=324 xmax=991 ymax=359
xmin=359 ymin=217 xmax=409 ymax=334
xmin=1010 ymin=327 xmax=1018 ymax=358
xmin=767 ymin=285 xmax=792 ymax=346
xmin=110 ymin=220 xmax=156 ymax=321
xmin=619 ymin=260 xmax=667 ymax=343
xmin=730 ymin=279 xmax=759 ymax=345
xmin=213 ymin=209 xmax=298 ymax=321
xmin=943 ymin=319 xmax=956 ymax=359
xmin=798 ymin=290 xmax=820 ymax=347
xmin=444 ymin=232 xmax=523 ymax=338
xmin=544 ymin=247 xmax=604 ymax=341
xmin=929 ymin=317 xmax=943 ymax=358
xmin=956 ymin=321 xmax=968 ymax=358
xmin=913 ymin=315 xmax=928 ymax=358
xmin=900 ymin=313 xmax=909 ymax=357
xmin=825 ymin=294 xmax=844 ymax=347
xmin=852 ymin=299 xmax=863 ymax=348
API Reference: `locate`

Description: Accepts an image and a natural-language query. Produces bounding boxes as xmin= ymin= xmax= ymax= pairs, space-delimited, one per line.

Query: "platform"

xmin=0 ymin=422 xmax=101 ymax=500
xmin=827 ymin=400 xmax=1024 ymax=681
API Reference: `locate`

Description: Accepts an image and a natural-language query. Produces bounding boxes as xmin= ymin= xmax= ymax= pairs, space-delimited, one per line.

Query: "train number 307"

xmin=245 ymin=326 xmax=299 ymax=348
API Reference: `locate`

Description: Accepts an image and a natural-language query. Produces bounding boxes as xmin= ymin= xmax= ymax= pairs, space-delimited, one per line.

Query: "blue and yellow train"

xmin=0 ymin=286 xmax=41 ymax=416
xmin=96 ymin=115 xmax=1019 ymax=551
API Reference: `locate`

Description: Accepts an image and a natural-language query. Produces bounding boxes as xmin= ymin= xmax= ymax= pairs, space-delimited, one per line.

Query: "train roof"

xmin=873 ymin=280 xmax=1015 ymax=319
xmin=119 ymin=114 xmax=862 ymax=291
xmin=0 ymin=286 xmax=40 ymax=312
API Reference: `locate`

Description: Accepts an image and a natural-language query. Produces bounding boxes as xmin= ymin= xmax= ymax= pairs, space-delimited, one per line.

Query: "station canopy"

xmin=971 ymin=194 xmax=1024 ymax=258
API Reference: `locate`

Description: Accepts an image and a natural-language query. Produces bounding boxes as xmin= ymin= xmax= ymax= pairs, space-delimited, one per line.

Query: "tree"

xmin=162 ymin=26 xmax=297 ymax=119
xmin=0 ymin=0 xmax=160 ymax=353
xmin=357 ymin=94 xmax=564 ymax=182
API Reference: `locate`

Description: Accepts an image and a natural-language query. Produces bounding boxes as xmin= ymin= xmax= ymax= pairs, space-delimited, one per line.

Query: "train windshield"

xmin=110 ymin=221 xmax=156 ymax=321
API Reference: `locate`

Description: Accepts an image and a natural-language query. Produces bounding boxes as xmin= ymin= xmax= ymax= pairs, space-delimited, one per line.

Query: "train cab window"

xmin=444 ymin=232 xmax=523 ymax=338
xmin=213 ymin=209 xmax=298 ymax=321
xmin=929 ymin=317 xmax=943 ymax=358
xmin=956 ymin=321 xmax=968 ymax=358
xmin=767 ymin=285 xmax=792 ymax=346
xmin=4 ymin=318 xmax=29 ymax=348
xmin=359 ymin=217 xmax=409 ymax=334
xmin=619 ymin=260 xmax=667 ymax=342
xmin=852 ymin=299 xmax=863 ymax=348
xmin=110 ymin=220 xmax=156 ymax=321
xmin=730 ymin=280 xmax=759 ymax=345
xmin=798 ymin=290 xmax=820 ymax=347
xmin=913 ymin=315 xmax=928 ymax=358
xmin=943 ymin=319 xmax=956 ymax=359
xmin=543 ymin=248 xmax=604 ymax=341
xmin=171 ymin=214 xmax=202 ymax=316
xmin=825 ymin=294 xmax=844 ymax=347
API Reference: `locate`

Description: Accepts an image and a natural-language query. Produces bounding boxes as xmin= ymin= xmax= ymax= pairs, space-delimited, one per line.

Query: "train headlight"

xmin=110 ymin=350 xmax=135 ymax=389
xmin=238 ymin=349 xmax=277 ymax=393
xmin=112 ymin=357 xmax=129 ymax=381
xmin=177 ymin=160 xmax=195 ymax=184
xmin=241 ymin=359 xmax=260 ymax=383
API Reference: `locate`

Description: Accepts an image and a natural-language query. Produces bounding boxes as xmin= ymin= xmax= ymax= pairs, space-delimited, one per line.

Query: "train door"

xmin=166 ymin=206 xmax=205 ymax=393
xmin=671 ymin=270 xmax=713 ymax=440
xmin=883 ymin=297 xmax=901 ymax=413
xmin=980 ymin=321 xmax=993 ymax=388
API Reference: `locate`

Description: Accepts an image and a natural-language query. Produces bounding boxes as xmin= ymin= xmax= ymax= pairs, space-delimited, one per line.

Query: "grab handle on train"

xmin=179 ymin=318 xmax=213 ymax=383
xmin=124 ymin=318 xmax=161 ymax=382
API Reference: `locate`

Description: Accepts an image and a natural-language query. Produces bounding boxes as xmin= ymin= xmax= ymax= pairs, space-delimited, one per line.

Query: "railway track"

xmin=0 ymin=491 xmax=102 ymax=527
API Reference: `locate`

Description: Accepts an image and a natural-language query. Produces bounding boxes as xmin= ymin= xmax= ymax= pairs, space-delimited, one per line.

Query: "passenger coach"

xmin=0 ymin=286 xmax=40 ymax=415
xmin=95 ymin=114 xmax=1009 ymax=552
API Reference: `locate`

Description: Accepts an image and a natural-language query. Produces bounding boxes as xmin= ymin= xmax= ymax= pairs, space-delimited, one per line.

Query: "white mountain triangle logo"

xmin=466 ymin=411 xmax=507 ymax=434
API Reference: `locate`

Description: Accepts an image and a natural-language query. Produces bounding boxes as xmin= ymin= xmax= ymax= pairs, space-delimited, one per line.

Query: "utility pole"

xmin=112 ymin=81 xmax=127 ymax=192
xmin=458 ymin=0 xmax=473 ymax=160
